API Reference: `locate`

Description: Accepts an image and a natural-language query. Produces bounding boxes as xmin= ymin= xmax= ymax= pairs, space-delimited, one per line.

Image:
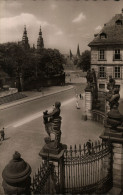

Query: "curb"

xmin=0 ymin=86 xmax=74 ymax=111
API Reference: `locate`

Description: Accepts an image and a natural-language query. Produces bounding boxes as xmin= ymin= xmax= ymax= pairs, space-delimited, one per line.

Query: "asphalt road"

xmin=0 ymin=88 xmax=75 ymax=128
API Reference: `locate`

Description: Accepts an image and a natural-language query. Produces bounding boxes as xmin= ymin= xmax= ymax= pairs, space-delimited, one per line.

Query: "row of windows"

xmin=99 ymin=83 xmax=120 ymax=89
xmin=98 ymin=49 xmax=122 ymax=60
xmin=99 ymin=66 xmax=121 ymax=79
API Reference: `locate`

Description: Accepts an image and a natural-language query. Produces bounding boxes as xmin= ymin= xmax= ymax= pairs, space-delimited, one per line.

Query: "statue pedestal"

xmin=85 ymin=88 xmax=93 ymax=120
xmin=39 ymin=144 xmax=67 ymax=194
xmin=39 ymin=142 xmax=66 ymax=155
xmin=39 ymin=146 xmax=66 ymax=162
xmin=100 ymin=129 xmax=123 ymax=194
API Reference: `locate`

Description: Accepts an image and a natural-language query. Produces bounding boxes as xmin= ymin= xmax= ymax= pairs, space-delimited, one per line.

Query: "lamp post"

xmin=16 ymin=58 xmax=23 ymax=92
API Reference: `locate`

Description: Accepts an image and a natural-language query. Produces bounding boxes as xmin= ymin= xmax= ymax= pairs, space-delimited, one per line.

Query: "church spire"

xmin=37 ymin=26 xmax=44 ymax=51
xmin=22 ymin=25 xmax=30 ymax=49
xmin=77 ymin=44 xmax=80 ymax=58
xmin=70 ymin=49 xmax=73 ymax=60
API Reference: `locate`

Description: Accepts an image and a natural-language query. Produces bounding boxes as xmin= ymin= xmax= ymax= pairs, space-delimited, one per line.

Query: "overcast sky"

xmin=0 ymin=0 xmax=123 ymax=54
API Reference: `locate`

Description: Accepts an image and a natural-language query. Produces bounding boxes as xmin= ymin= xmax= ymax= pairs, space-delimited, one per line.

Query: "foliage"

xmin=73 ymin=56 xmax=78 ymax=66
xmin=0 ymin=42 xmax=65 ymax=80
xmin=37 ymin=48 xmax=65 ymax=78
xmin=77 ymin=50 xmax=91 ymax=72
xmin=0 ymin=42 xmax=26 ymax=77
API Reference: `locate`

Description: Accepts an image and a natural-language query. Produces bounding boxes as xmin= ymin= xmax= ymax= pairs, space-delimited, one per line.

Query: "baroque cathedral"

xmin=19 ymin=25 xmax=44 ymax=51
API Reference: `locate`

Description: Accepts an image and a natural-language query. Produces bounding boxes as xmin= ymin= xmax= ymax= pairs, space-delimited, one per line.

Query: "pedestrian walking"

xmin=0 ymin=127 xmax=5 ymax=141
xmin=79 ymin=93 xmax=83 ymax=100
xmin=86 ymin=139 xmax=92 ymax=155
xmin=76 ymin=100 xmax=80 ymax=109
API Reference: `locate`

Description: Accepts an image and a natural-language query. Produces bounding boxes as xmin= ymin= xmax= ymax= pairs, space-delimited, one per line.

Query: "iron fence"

xmin=63 ymin=140 xmax=112 ymax=194
xmin=31 ymin=140 xmax=112 ymax=194
xmin=31 ymin=161 xmax=57 ymax=194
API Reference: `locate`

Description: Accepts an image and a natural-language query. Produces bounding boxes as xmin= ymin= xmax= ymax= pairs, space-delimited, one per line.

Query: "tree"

xmin=0 ymin=42 xmax=65 ymax=89
xmin=77 ymin=50 xmax=91 ymax=71
xmin=37 ymin=48 xmax=65 ymax=78
xmin=0 ymin=42 xmax=27 ymax=77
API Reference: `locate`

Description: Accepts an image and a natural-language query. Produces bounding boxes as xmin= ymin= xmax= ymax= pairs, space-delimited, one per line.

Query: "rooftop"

xmin=89 ymin=10 xmax=123 ymax=47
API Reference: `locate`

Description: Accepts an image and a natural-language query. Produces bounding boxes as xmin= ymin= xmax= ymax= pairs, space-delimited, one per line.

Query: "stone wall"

xmin=0 ymin=88 xmax=18 ymax=97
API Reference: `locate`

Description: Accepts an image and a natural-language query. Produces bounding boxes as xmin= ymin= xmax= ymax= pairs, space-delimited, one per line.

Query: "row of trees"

xmin=73 ymin=50 xmax=91 ymax=72
xmin=77 ymin=50 xmax=91 ymax=72
xmin=0 ymin=42 xmax=65 ymax=89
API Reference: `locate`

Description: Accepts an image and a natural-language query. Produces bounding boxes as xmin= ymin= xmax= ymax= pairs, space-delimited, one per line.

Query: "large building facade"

xmin=89 ymin=10 xmax=123 ymax=97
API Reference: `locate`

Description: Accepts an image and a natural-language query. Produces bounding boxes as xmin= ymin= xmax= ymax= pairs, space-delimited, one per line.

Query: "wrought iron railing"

xmin=31 ymin=161 xmax=57 ymax=194
xmin=92 ymin=109 xmax=106 ymax=124
xmin=63 ymin=141 xmax=112 ymax=194
xmin=31 ymin=140 xmax=112 ymax=194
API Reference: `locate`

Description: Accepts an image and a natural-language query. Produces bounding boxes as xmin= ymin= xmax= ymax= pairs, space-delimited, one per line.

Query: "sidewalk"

xmin=0 ymin=85 xmax=74 ymax=110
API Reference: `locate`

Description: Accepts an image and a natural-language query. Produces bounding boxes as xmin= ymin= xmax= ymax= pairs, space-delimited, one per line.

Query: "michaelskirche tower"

xmin=37 ymin=26 xmax=44 ymax=51
xmin=76 ymin=44 xmax=80 ymax=58
xmin=22 ymin=25 xmax=30 ymax=49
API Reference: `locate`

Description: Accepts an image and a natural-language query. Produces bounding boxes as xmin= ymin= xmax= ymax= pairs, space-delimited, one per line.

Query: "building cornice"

xmin=91 ymin=64 xmax=123 ymax=66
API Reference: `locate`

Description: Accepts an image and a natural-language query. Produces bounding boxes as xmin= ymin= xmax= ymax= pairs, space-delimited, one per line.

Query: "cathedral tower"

xmin=76 ymin=44 xmax=80 ymax=58
xmin=37 ymin=26 xmax=44 ymax=51
xmin=70 ymin=49 xmax=73 ymax=60
xmin=22 ymin=25 xmax=30 ymax=49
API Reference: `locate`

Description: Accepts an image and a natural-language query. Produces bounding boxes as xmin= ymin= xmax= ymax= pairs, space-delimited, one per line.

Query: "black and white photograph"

xmin=0 ymin=0 xmax=123 ymax=194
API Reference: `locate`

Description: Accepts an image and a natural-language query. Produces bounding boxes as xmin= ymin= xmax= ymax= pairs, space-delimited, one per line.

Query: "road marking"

xmin=12 ymin=97 xmax=76 ymax=128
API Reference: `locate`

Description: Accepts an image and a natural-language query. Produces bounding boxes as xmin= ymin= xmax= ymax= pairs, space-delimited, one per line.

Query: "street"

xmin=0 ymin=83 xmax=123 ymax=194
xmin=0 ymin=84 xmax=104 ymax=193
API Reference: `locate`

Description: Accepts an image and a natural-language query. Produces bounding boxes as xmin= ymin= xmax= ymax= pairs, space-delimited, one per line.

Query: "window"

xmin=114 ymin=49 xmax=121 ymax=60
xmin=100 ymin=33 xmax=107 ymax=39
xmin=99 ymin=49 xmax=105 ymax=60
xmin=115 ymin=85 xmax=120 ymax=89
xmin=114 ymin=66 xmax=121 ymax=78
xmin=99 ymin=66 xmax=106 ymax=78
xmin=99 ymin=84 xmax=105 ymax=89
xmin=116 ymin=20 xmax=122 ymax=25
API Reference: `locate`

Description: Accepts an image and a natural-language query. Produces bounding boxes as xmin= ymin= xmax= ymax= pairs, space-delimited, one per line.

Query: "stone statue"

xmin=86 ymin=69 xmax=93 ymax=88
xmin=91 ymin=68 xmax=98 ymax=100
xmin=86 ymin=69 xmax=99 ymax=108
xmin=105 ymin=76 xmax=123 ymax=130
xmin=106 ymin=76 xmax=119 ymax=109
xmin=107 ymin=75 xmax=115 ymax=91
xmin=43 ymin=102 xmax=62 ymax=149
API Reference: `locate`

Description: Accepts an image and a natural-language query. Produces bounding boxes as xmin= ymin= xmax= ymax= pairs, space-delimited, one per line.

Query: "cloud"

xmin=55 ymin=30 xmax=63 ymax=35
xmin=51 ymin=4 xmax=57 ymax=10
xmin=0 ymin=13 xmax=49 ymax=29
xmin=0 ymin=12 xmax=65 ymax=50
xmin=72 ymin=12 xmax=86 ymax=23
xmin=95 ymin=25 xmax=102 ymax=31
xmin=0 ymin=13 xmax=50 ymax=43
